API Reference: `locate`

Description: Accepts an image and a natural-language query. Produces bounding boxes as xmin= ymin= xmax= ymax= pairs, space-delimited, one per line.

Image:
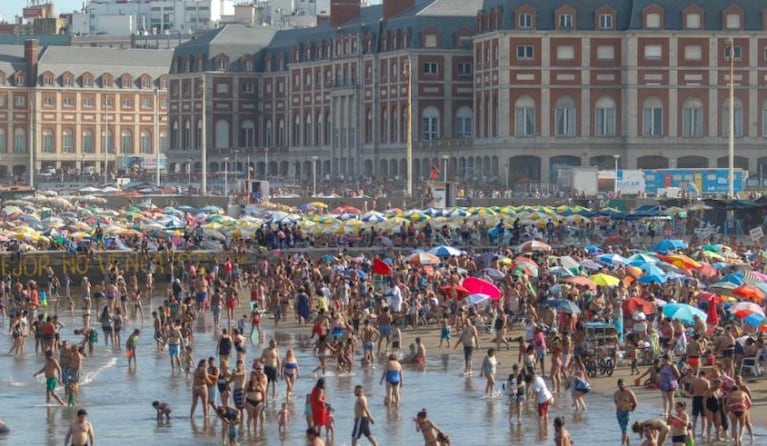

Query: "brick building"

xmin=0 ymin=40 xmax=171 ymax=185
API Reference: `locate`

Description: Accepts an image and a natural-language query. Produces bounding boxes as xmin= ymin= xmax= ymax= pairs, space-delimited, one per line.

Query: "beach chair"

xmin=738 ymin=347 xmax=764 ymax=377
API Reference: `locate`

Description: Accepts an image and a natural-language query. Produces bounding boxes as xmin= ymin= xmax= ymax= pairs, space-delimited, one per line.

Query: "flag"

xmin=430 ymin=164 xmax=440 ymax=180
xmin=372 ymin=258 xmax=392 ymax=276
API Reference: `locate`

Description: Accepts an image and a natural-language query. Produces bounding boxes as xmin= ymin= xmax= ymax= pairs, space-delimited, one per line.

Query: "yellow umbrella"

xmin=590 ymin=273 xmax=620 ymax=287
xmin=309 ymin=201 xmax=328 ymax=209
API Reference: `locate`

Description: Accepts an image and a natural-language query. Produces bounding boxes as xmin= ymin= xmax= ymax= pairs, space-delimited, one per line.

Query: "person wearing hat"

xmin=64 ymin=408 xmax=95 ymax=446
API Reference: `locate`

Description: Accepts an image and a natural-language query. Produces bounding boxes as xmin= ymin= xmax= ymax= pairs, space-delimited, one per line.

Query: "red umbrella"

xmin=622 ymin=296 xmax=654 ymax=315
xmin=439 ymin=284 xmax=470 ymax=300
xmin=462 ymin=276 xmax=502 ymax=300
xmin=707 ymin=299 xmax=719 ymax=325
xmin=733 ymin=285 xmax=765 ymax=302
xmin=698 ymin=291 xmax=722 ymax=304
xmin=563 ymin=276 xmax=596 ymax=290
xmin=372 ymin=258 xmax=392 ymax=275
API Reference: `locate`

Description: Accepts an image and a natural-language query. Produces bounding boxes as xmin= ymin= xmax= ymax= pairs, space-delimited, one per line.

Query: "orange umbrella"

xmin=663 ymin=254 xmax=701 ymax=269
xmin=733 ymin=285 xmax=765 ymax=302
xmin=563 ymin=276 xmax=596 ymax=290
xmin=695 ymin=262 xmax=717 ymax=277
xmin=623 ymin=296 xmax=655 ymax=315
xmin=625 ymin=266 xmax=643 ymax=278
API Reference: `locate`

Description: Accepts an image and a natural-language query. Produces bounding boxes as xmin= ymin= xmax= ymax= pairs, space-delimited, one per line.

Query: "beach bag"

xmin=575 ymin=379 xmax=591 ymax=393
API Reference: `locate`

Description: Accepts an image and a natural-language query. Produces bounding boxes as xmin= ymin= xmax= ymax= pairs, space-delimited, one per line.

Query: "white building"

xmin=71 ymin=0 xmax=236 ymax=36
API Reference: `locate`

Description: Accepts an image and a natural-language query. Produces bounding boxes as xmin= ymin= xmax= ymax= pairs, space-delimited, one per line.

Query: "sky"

xmin=2 ymin=1 xmax=83 ymax=24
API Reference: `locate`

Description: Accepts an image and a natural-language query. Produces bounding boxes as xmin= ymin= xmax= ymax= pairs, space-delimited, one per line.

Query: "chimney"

xmin=329 ymin=0 xmax=360 ymax=27
xmin=383 ymin=0 xmax=415 ymax=22
xmin=24 ymin=39 xmax=40 ymax=87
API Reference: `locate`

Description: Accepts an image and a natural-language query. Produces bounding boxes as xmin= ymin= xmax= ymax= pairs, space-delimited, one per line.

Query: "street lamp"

xmin=312 ymin=156 xmax=319 ymax=196
xmin=264 ymin=147 xmax=269 ymax=179
xmin=233 ymin=149 xmax=239 ymax=180
xmin=186 ymin=158 xmax=192 ymax=188
xmin=223 ymin=156 xmax=229 ymax=196
xmin=613 ymin=154 xmax=621 ymax=196
xmin=441 ymin=155 xmax=449 ymax=182
xmin=504 ymin=162 xmax=509 ymax=191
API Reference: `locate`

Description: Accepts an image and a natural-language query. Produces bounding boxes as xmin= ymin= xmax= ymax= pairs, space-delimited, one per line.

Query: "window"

xmin=121 ymin=130 xmax=133 ymax=154
xmin=644 ymin=45 xmax=662 ymax=60
xmin=599 ymin=14 xmax=613 ymax=30
xmin=423 ymin=63 xmax=438 ymax=74
xmin=171 ymin=120 xmax=178 ymax=150
xmin=140 ymin=131 xmax=151 ymax=154
xmin=15 ymin=96 xmax=25 ymax=106
xmin=159 ymin=131 xmax=167 ymax=152
xmin=422 ymin=106 xmax=439 ymax=140
xmin=455 ymin=106 xmax=472 ymax=138
xmin=14 ymin=128 xmax=25 ymax=153
xmin=517 ymin=45 xmax=534 ymax=60
xmin=102 ymin=77 xmax=112 ymax=87
xmin=725 ymin=46 xmax=742 ymax=61
xmin=217 ymin=59 xmax=227 ymax=71
xmin=83 ymin=76 xmax=93 ymax=87
xmin=121 ymin=77 xmax=132 ymax=88
xmin=0 ymin=129 xmax=5 ymax=153
xmin=722 ymin=100 xmax=744 ymax=138
xmin=682 ymin=98 xmax=704 ymax=137
xmin=182 ymin=119 xmax=191 ymax=149
xmin=0 ymin=96 xmax=4 ymax=107
xmin=556 ymin=46 xmax=575 ymax=61
xmin=141 ymin=98 xmax=151 ymax=109
xmin=762 ymin=103 xmax=767 ymax=137
xmin=684 ymin=45 xmax=703 ymax=61
xmin=265 ymin=120 xmax=273 ymax=146
xmin=62 ymin=129 xmax=74 ymax=153
xmin=642 ymin=97 xmax=663 ymax=136
xmin=15 ymin=75 xmax=24 ymax=87
xmin=424 ymin=34 xmax=437 ymax=48
xmin=514 ymin=96 xmax=536 ymax=136
xmin=458 ymin=63 xmax=472 ymax=76
xmin=597 ymin=45 xmax=615 ymax=60
xmin=83 ymin=97 xmax=94 ymax=108
xmin=278 ymin=119 xmax=285 ymax=146
xmin=63 ymin=97 xmax=74 ymax=107
xmin=685 ymin=13 xmax=701 ymax=29
xmin=43 ymin=96 xmax=54 ymax=106
xmin=645 ymin=12 xmax=661 ymax=29
xmin=245 ymin=60 xmax=254 ymax=71
xmin=102 ymin=129 xmax=112 ymax=153
xmin=293 ymin=115 xmax=301 ymax=145
xmin=242 ymin=82 xmax=255 ymax=93
xmin=725 ymin=14 xmax=741 ymax=29
xmin=63 ymin=76 xmax=73 ymax=87
xmin=558 ymin=14 xmax=574 ymax=29
xmin=518 ymin=13 xmax=532 ymax=29
xmin=594 ymin=96 xmax=616 ymax=137
xmin=215 ymin=83 xmax=229 ymax=94
xmin=42 ymin=129 xmax=54 ymax=153
xmin=240 ymin=120 xmax=255 ymax=147
xmin=83 ymin=130 xmax=94 ymax=153
xmin=122 ymin=99 xmax=133 ymax=108
xmin=554 ymin=97 xmax=576 ymax=137
xmin=215 ymin=120 xmax=230 ymax=149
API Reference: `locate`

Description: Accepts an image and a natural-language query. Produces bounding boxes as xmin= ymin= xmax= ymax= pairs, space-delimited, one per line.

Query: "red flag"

xmin=430 ymin=164 xmax=440 ymax=180
xmin=707 ymin=300 xmax=718 ymax=326
xmin=372 ymin=258 xmax=392 ymax=275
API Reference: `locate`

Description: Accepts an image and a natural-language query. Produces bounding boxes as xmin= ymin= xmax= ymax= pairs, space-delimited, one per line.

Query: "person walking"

xmin=352 ymin=385 xmax=378 ymax=446
xmin=614 ymin=378 xmax=639 ymax=446
xmin=64 ymin=408 xmax=95 ymax=446
xmin=454 ymin=318 xmax=479 ymax=376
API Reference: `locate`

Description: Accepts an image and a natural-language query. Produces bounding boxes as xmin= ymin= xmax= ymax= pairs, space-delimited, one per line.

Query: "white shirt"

xmin=388 ymin=285 xmax=403 ymax=312
xmin=531 ymin=376 xmax=552 ymax=404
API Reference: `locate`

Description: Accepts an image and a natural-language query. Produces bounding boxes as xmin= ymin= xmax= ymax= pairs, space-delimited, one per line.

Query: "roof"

xmin=0 ymin=45 xmax=27 ymax=76
xmin=481 ymin=0 xmax=767 ymax=31
xmin=174 ymin=24 xmax=277 ymax=62
xmin=417 ymin=0 xmax=484 ymax=17
xmin=37 ymin=46 xmax=174 ymax=78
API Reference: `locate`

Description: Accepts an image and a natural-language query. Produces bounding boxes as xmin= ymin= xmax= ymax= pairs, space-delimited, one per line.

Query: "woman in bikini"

xmin=244 ymin=369 xmax=265 ymax=433
xmin=414 ymin=408 xmax=449 ymax=446
xmin=726 ymin=385 xmax=751 ymax=446
xmin=190 ymin=359 xmax=212 ymax=423
xmin=281 ymin=348 xmax=301 ymax=401
xmin=667 ymin=401 xmax=690 ymax=446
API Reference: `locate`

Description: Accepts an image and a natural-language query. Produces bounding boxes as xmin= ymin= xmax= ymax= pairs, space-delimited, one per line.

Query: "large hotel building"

xmin=3 ymin=0 xmax=767 ymax=187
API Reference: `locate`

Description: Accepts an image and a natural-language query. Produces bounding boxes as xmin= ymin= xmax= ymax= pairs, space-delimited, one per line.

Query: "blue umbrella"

xmin=651 ymin=239 xmax=688 ymax=254
xmin=662 ymin=303 xmax=706 ymax=325
xmin=356 ymin=270 xmax=368 ymax=280
xmin=467 ymin=293 xmax=491 ymax=307
xmin=428 ymin=245 xmax=464 ymax=258
xmin=544 ymin=298 xmax=581 ymax=314
xmin=627 ymin=253 xmax=659 ymax=264
xmin=719 ymin=272 xmax=745 ymax=285
xmin=598 ymin=253 xmax=628 ymax=266
xmin=478 ymin=268 xmax=505 ymax=281
xmin=638 ymin=273 xmax=668 ymax=285
xmin=585 ymin=245 xmax=602 ymax=254
xmin=632 ymin=262 xmax=665 ymax=277
xmin=743 ymin=313 xmax=765 ymax=327
xmin=297 ymin=203 xmax=317 ymax=212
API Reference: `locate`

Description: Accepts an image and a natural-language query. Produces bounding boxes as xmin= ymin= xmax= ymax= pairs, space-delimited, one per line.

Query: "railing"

xmin=414 ymin=138 xmax=473 ymax=150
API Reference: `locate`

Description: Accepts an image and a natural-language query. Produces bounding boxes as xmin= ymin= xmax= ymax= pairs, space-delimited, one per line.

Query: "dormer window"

xmin=43 ymin=74 xmax=54 ymax=86
xmin=197 ymin=58 xmax=204 ymax=71
xmin=558 ymin=14 xmax=574 ymax=30
xmin=245 ymin=60 xmax=253 ymax=71
xmin=217 ymin=59 xmax=227 ymax=71
xmin=83 ymin=76 xmax=93 ymax=87
xmin=122 ymin=77 xmax=132 ymax=88
xmin=685 ymin=13 xmax=701 ymax=29
xmin=16 ymin=75 xmax=24 ymax=86
xmin=646 ymin=12 xmax=661 ymax=29
xmin=518 ymin=13 xmax=532 ymax=29
xmin=599 ymin=13 xmax=613 ymax=30
xmin=726 ymin=13 xmax=741 ymax=30
xmin=63 ymin=75 xmax=73 ymax=87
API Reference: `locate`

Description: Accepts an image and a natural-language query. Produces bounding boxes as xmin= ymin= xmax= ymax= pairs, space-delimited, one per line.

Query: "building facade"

xmin=0 ymin=40 xmax=171 ymax=184
xmin=166 ymin=0 xmax=767 ymax=188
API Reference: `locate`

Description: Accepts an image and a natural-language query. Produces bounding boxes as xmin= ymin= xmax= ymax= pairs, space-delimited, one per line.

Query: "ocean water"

xmin=0 ymin=300 xmax=763 ymax=446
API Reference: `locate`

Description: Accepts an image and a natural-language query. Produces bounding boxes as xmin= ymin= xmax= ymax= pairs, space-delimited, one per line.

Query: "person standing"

xmin=125 ymin=329 xmax=140 ymax=370
xmin=668 ymin=401 xmax=690 ymax=446
xmin=554 ymin=416 xmax=573 ymax=446
xmin=380 ymin=354 xmax=403 ymax=407
xmin=260 ymin=339 xmax=281 ymax=403
xmin=33 ymin=350 xmax=65 ymax=406
xmin=614 ymin=378 xmax=639 ymax=446
xmin=310 ymin=378 xmax=329 ymax=437
xmin=454 ymin=318 xmax=479 ymax=376
xmin=64 ymin=408 xmax=95 ymax=446
xmin=413 ymin=408 xmax=449 ymax=446
xmin=352 ymin=385 xmax=378 ymax=446
xmin=527 ymin=370 xmax=554 ymax=429
xmin=479 ymin=348 xmax=498 ymax=396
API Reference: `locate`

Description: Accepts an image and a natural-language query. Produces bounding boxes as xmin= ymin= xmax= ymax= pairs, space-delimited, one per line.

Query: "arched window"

xmin=554 ymin=96 xmax=576 ymax=137
xmin=265 ymin=120 xmax=273 ymax=146
xmin=277 ymin=119 xmax=285 ymax=146
xmin=83 ymin=129 xmax=94 ymax=153
xmin=102 ymin=128 xmax=112 ymax=153
xmin=594 ymin=96 xmax=616 ymax=137
xmin=682 ymin=97 xmax=703 ymax=138
xmin=642 ymin=96 xmax=663 ymax=136
xmin=240 ymin=120 xmax=255 ymax=147
xmin=455 ymin=106 xmax=473 ymax=138
xmin=42 ymin=129 xmax=55 ymax=153
xmin=196 ymin=119 xmax=202 ymax=148
xmin=293 ymin=114 xmax=301 ymax=146
xmin=722 ymin=99 xmax=744 ymax=138
xmin=514 ymin=96 xmax=536 ymax=136
xmin=0 ymin=128 xmax=5 ymax=153
xmin=121 ymin=130 xmax=133 ymax=154
xmin=422 ymin=106 xmax=439 ymax=140
xmin=183 ymin=119 xmax=191 ymax=149
xmin=62 ymin=129 xmax=74 ymax=153
xmin=304 ymin=113 xmax=312 ymax=146
xmin=140 ymin=130 xmax=152 ymax=154
xmin=365 ymin=110 xmax=372 ymax=143
xmin=14 ymin=128 xmax=26 ymax=153
xmin=214 ymin=119 xmax=230 ymax=149
xmin=316 ymin=112 xmax=323 ymax=146
xmin=171 ymin=120 xmax=179 ymax=150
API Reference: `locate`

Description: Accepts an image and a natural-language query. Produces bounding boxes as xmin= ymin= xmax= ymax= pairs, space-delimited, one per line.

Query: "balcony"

xmin=414 ymin=137 xmax=473 ymax=150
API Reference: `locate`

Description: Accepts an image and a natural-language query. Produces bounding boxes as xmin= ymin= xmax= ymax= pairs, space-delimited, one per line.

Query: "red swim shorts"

xmin=538 ymin=400 xmax=551 ymax=417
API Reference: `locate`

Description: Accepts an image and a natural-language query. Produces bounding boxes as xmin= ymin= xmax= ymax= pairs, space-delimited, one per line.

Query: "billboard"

xmin=642 ymin=168 xmax=744 ymax=195
xmin=117 ymin=156 xmax=168 ymax=170
xmin=616 ymin=170 xmax=646 ymax=195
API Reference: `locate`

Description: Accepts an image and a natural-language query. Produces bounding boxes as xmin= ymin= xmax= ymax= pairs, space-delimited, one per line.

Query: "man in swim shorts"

xmin=614 ymin=378 xmax=638 ymax=446
xmin=260 ymin=339 xmax=281 ymax=403
xmin=454 ymin=318 xmax=479 ymax=376
xmin=34 ymin=350 xmax=65 ymax=405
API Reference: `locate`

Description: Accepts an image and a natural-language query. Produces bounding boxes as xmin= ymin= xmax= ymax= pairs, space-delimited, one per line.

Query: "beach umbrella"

xmin=563 ymin=276 xmax=596 ymax=290
xmin=296 ymin=203 xmax=317 ymax=213
xmin=698 ymin=292 xmax=723 ymax=304
xmin=336 ymin=212 xmax=359 ymax=221
xmin=445 ymin=208 xmax=470 ymax=218
xmin=544 ymin=298 xmax=581 ymax=314
xmin=478 ymin=268 xmax=506 ymax=281
xmin=663 ymin=303 xmax=707 ymax=325
xmin=584 ymin=245 xmax=602 ymax=254
xmin=732 ymin=285 xmax=765 ymax=302
xmin=695 ymin=263 xmax=717 ymax=277
xmin=462 ymin=276 xmax=502 ymax=300
xmin=558 ymin=256 xmax=581 ymax=274
xmin=743 ymin=313 xmax=765 ymax=327
xmin=707 ymin=299 xmax=719 ymax=325
xmin=627 ymin=253 xmax=659 ymax=264
xmin=549 ymin=266 xmax=575 ymax=278
xmin=633 ymin=262 xmax=666 ymax=277
xmin=663 ymin=254 xmax=701 ymax=269
xmin=428 ymin=245 xmax=464 ymax=258
xmin=309 ymin=201 xmax=328 ymax=209
xmin=695 ymin=250 xmax=726 ymax=262
xmin=579 ymin=259 xmax=603 ymax=271
xmin=467 ymin=293 xmax=491 ymax=307
xmin=439 ymin=284 xmax=470 ymax=300
xmin=623 ymin=296 xmax=655 ymax=315
xmin=590 ymin=273 xmax=620 ymax=287
xmin=637 ymin=273 xmax=668 ymax=285
xmin=475 ymin=252 xmax=499 ymax=267
xmin=731 ymin=301 xmax=765 ymax=316
xmin=720 ymin=272 xmax=746 ymax=286
xmin=651 ymin=239 xmax=688 ymax=254
xmin=405 ymin=252 xmax=441 ymax=266
xmin=521 ymin=240 xmax=551 ymax=252
xmin=597 ymin=253 xmax=628 ymax=266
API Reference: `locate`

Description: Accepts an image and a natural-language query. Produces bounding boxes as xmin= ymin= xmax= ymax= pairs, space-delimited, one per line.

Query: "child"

xmin=181 ymin=345 xmax=194 ymax=376
xmin=152 ymin=401 xmax=172 ymax=424
xmin=304 ymin=394 xmax=313 ymax=428
xmin=391 ymin=325 xmax=402 ymax=353
xmin=625 ymin=340 xmax=639 ymax=375
xmin=237 ymin=314 xmax=247 ymax=334
xmin=439 ymin=317 xmax=451 ymax=348
xmin=126 ymin=329 xmax=140 ymax=369
xmin=217 ymin=405 xmax=240 ymax=446
xmin=325 ymin=404 xmax=335 ymax=440
xmin=277 ymin=402 xmax=290 ymax=434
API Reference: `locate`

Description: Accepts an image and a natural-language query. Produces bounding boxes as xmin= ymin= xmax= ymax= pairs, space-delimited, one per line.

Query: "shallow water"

xmin=0 ymin=301 xmax=763 ymax=446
